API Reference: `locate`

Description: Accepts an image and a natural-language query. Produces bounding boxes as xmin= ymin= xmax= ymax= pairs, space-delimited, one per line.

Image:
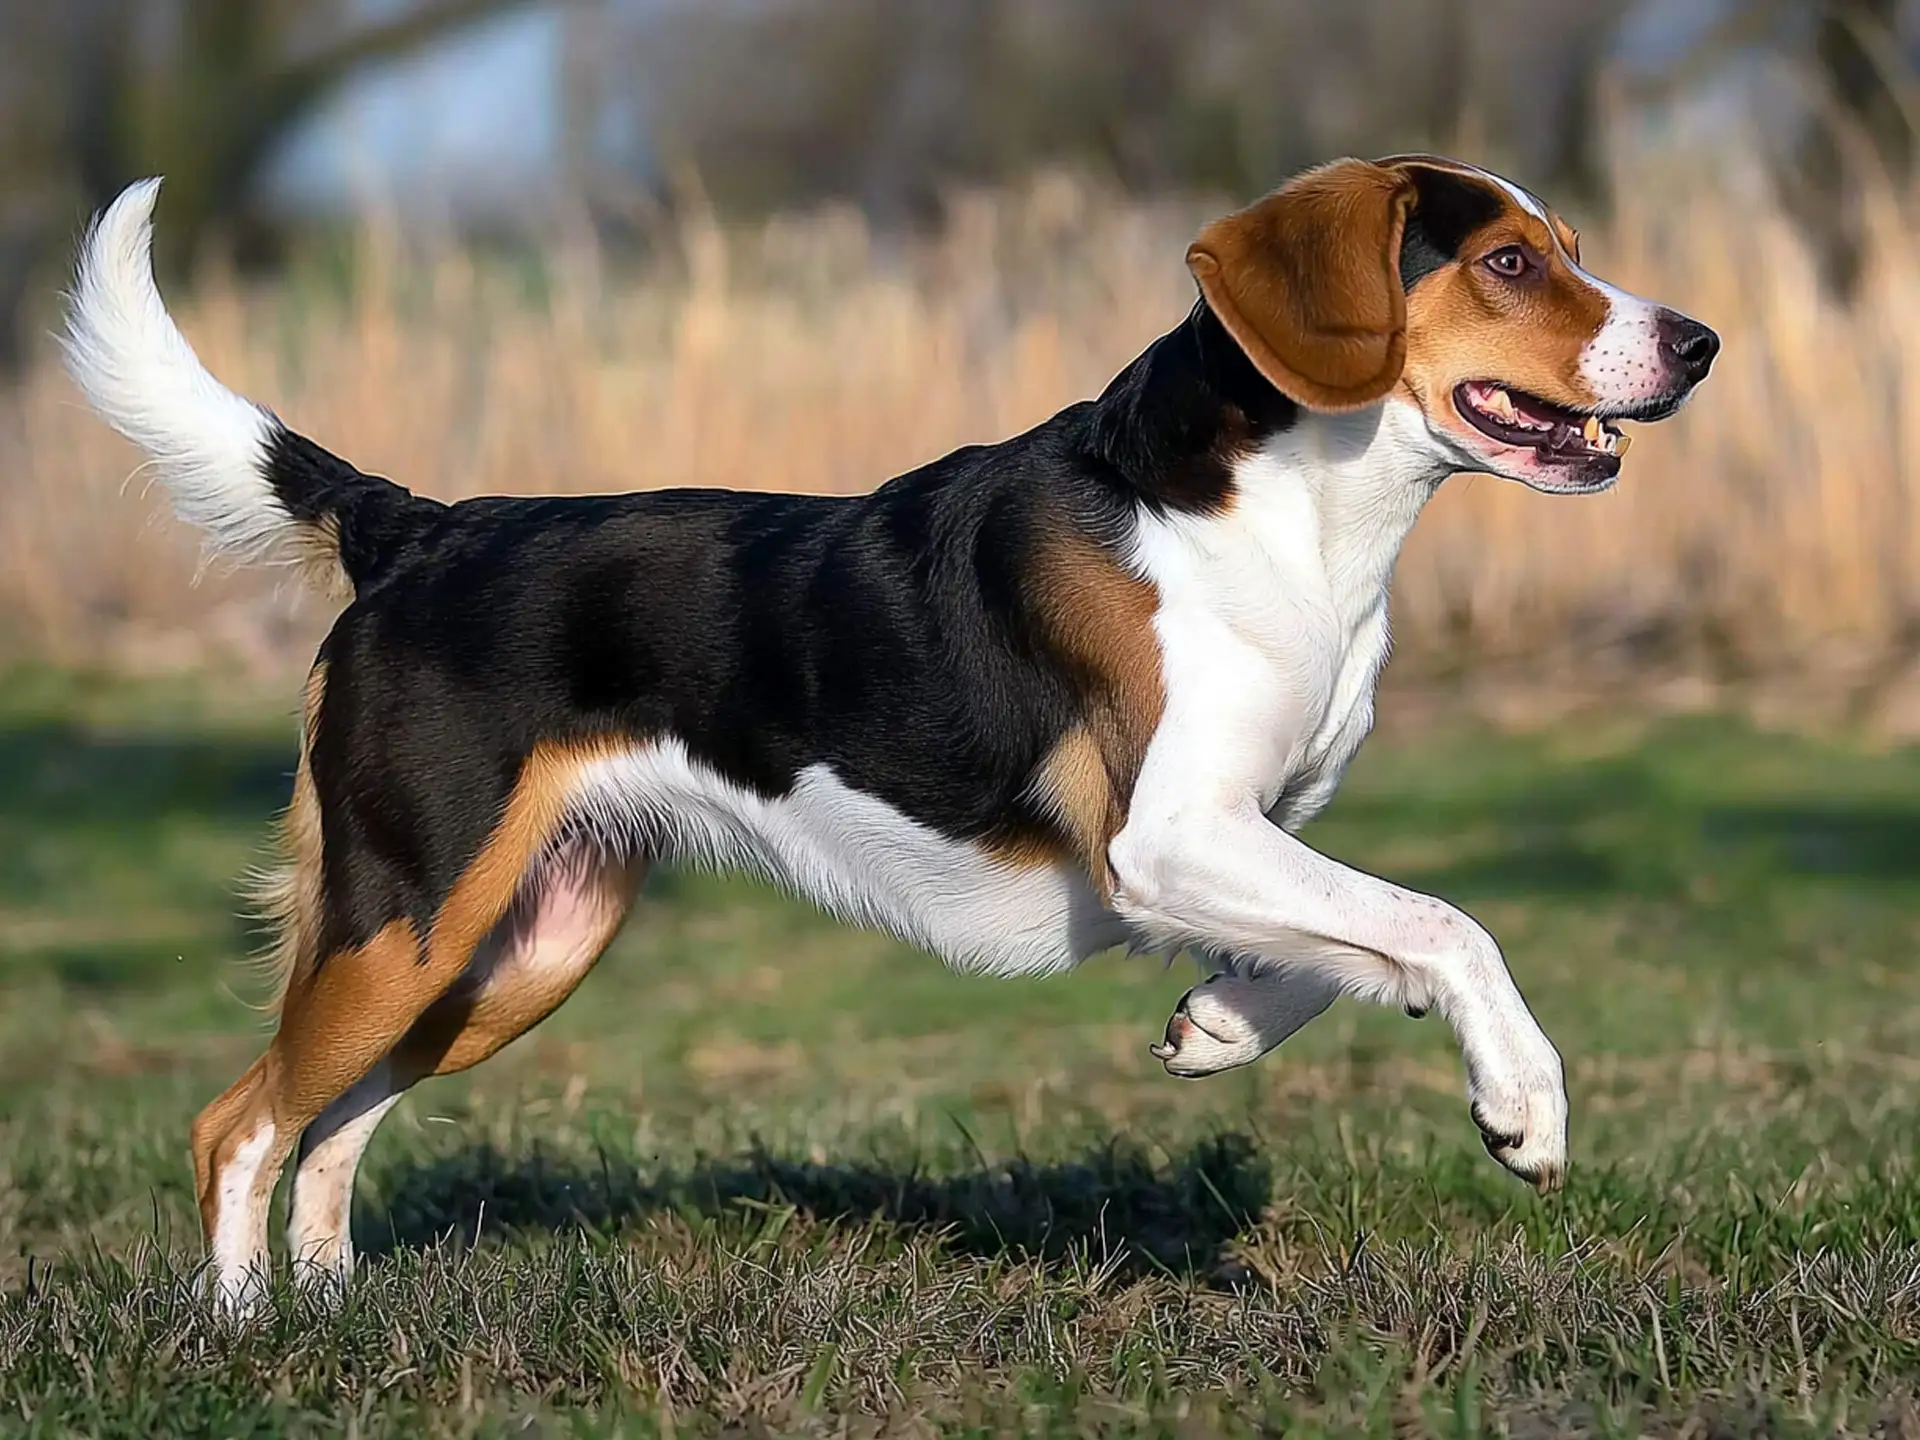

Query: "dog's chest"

xmin=1266 ymin=592 xmax=1392 ymax=828
xmin=1235 ymin=519 xmax=1396 ymax=819
xmin=1132 ymin=446 xmax=1420 ymax=825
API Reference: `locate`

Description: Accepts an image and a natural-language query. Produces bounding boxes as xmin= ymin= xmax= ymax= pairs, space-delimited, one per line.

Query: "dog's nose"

xmin=1659 ymin=313 xmax=1720 ymax=383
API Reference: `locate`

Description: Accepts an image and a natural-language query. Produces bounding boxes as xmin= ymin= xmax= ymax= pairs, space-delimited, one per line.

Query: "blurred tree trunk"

xmin=859 ymin=0 xmax=984 ymax=237
xmin=1790 ymin=0 xmax=1918 ymax=291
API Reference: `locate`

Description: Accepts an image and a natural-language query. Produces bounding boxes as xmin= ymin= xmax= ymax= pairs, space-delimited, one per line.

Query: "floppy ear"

xmin=1186 ymin=158 xmax=1415 ymax=411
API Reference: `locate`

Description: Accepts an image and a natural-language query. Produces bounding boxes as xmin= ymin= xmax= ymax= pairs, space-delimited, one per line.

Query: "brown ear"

xmin=1186 ymin=159 xmax=1415 ymax=411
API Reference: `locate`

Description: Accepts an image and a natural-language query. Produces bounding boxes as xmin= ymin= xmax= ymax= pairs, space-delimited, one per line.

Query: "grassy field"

xmin=1 ymin=670 xmax=1918 ymax=1435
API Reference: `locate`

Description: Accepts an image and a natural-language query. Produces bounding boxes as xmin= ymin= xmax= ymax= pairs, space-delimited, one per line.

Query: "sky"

xmin=260 ymin=5 xmax=578 ymax=221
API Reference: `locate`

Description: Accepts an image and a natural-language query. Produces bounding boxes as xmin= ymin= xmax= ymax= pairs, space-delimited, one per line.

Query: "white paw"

xmin=1150 ymin=968 xmax=1334 ymax=1078
xmin=1150 ymin=981 xmax=1268 ymax=1077
xmin=1466 ymin=1043 xmax=1569 ymax=1193
xmin=207 ymin=1261 xmax=273 ymax=1321
xmin=289 ymin=1245 xmax=354 ymax=1303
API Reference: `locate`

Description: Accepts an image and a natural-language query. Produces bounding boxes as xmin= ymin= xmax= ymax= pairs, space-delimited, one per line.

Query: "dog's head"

xmin=1187 ymin=155 xmax=1719 ymax=494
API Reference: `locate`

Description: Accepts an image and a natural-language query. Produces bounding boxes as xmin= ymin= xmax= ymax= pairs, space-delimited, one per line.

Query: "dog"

xmin=65 ymin=155 xmax=1717 ymax=1310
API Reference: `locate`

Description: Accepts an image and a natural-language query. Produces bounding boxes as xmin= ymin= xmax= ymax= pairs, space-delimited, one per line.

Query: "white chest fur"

xmin=1127 ymin=403 xmax=1441 ymax=832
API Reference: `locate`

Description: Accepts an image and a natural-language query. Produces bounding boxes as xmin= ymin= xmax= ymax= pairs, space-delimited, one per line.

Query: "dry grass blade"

xmin=3 ymin=163 xmax=1918 ymax=693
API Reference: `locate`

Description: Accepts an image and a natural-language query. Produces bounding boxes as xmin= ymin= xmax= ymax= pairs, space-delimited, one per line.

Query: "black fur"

xmin=265 ymin=428 xmax=442 ymax=584
xmin=1399 ymin=166 xmax=1505 ymax=291
xmin=276 ymin=301 xmax=1298 ymax=958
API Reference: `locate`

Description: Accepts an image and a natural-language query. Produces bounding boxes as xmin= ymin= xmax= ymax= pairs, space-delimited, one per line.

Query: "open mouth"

xmin=1454 ymin=381 xmax=1629 ymax=471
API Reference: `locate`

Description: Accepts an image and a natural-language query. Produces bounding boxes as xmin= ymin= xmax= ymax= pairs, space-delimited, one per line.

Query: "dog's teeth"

xmin=1612 ymin=432 xmax=1631 ymax=458
xmin=1582 ymin=415 xmax=1603 ymax=446
xmin=1486 ymin=389 xmax=1516 ymax=423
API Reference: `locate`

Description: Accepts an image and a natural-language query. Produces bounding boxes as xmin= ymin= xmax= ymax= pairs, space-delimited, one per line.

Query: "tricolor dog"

xmin=65 ymin=155 xmax=1718 ymax=1309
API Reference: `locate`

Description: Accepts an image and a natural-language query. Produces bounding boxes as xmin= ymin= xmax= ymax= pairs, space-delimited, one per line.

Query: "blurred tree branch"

xmin=0 ymin=0 xmax=533 ymax=369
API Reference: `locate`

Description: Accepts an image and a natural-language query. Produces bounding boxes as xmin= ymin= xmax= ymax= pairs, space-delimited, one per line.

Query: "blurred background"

xmin=3 ymin=0 xmax=1920 ymax=717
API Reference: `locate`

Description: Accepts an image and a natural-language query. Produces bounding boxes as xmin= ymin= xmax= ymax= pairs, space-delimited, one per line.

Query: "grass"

xmin=0 ymin=673 xmax=1917 ymax=1434
xmin=10 ymin=159 xmax=1920 ymax=692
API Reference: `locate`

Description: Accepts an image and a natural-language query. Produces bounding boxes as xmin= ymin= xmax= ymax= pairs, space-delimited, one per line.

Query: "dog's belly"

xmin=564 ymin=739 xmax=1128 ymax=976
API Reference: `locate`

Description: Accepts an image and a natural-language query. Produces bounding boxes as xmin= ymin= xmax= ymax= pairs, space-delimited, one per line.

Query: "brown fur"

xmin=1372 ymin=159 xmax=1613 ymax=417
xmin=286 ymin=513 xmax=355 ymax=602
xmin=1397 ymin=207 xmax=1610 ymax=416
xmin=1021 ymin=726 xmax=1126 ymax=892
xmin=1549 ymin=214 xmax=1582 ymax=264
xmin=422 ymin=742 xmax=609 ymax=975
xmin=243 ymin=661 xmax=329 ymax=1013
xmin=281 ymin=851 xmax=647 ymax=1276
xmin=393 ymin=853 xmax=646 ymax=1080
xmin=1005 ymin=523 xmax=1167 ymax=894
xmin=1251 ymin=152 xmax=1613 ymax=419
xmin=1186 ymin=159 xmax=1416 ymax=412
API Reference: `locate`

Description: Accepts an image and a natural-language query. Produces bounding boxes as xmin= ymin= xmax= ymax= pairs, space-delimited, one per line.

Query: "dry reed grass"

xmin=4 ymin=165 xmax=1917 ymax=698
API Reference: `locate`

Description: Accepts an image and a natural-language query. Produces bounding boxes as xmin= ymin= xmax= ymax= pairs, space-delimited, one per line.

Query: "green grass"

xmin=2 ymin=670 xmax=1918 ymax=1436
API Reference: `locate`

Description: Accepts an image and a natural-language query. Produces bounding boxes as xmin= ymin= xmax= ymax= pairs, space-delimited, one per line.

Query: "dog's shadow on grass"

xmin=363 ymin=1132 xmax=1270 ymax=1281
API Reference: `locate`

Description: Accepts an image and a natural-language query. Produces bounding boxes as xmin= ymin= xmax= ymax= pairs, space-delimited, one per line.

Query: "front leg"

xmin=1110 ymin=807 xmax=1568 ymax=1191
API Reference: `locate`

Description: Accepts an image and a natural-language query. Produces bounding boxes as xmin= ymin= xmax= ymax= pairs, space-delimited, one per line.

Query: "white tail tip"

xmin=63 ymin=177 xmax=292 ymax=564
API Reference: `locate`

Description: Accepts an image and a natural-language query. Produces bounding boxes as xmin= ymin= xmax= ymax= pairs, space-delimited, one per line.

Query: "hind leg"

xmin=191 ymin=919 xmax=431 ymax=1312
xmin=286 ymin=850 xmax=646 ymax=1285
xmin=192 ymin=739 xmax=608 ymax=1311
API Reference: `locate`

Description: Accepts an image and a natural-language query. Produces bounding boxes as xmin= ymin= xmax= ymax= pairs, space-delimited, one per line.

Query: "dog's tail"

xmin=63 ymin=178 xmax=440 ymax=595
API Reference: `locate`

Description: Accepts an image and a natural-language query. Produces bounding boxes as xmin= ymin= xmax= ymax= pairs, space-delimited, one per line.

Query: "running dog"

xmin=64 ymin=155 xmax=1718 ymax=1308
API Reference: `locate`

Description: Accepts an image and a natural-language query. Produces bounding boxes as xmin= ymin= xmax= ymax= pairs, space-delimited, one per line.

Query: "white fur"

xmin=1126 ymin=404 xmax=1432 ymax=835
xmin=1576 ymin=264 xmax=1675 ymax=411
xmin=1154 ymin=964 xmax=1342 ymax=1076
xmin=1482 ymin=170 xmax=1551 ymax=224
xmin=567 ymin=741 xmax=1128 ymax=977
xmin=212 ymin=1122 xmax=277 ymax=1312
xmin=1109 ymin=405 xmax=1568 ymax=1186
xmin=287 ymin=1067 xmax=402 ymax=1287
xmin=62 ymin=179 xmax=293 ymax=563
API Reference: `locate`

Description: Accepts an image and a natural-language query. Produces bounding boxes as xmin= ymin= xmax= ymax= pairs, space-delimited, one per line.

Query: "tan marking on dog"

xmin=288 ymin=513 xmax=354 ymax=600
xmin=1548 ymin=214 xmax=1582 ymax=264
xmin=1278 ymin=154 xmax=1611 ymax=416
xmin=1187 ymin=159 xmax=1416 ymax=412
xmin=246 ymin=661 xmax=329 ymax=1012
xmin=1028 ymin=724 xmax=1126 ymax=892
xmin=423 ymin=742 xmax=606 ymax=977
xmin=1004 ymin=524 xmax=1167 ymax=892
xmin=401 ymin=852 xmax=646 ymax=1078
xmin=1397 ymin=198 xmax=1610 ymax=417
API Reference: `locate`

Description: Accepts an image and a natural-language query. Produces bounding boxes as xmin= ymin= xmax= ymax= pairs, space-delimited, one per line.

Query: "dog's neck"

xmin=1086 ymin=303 xmax=1448 ymax=588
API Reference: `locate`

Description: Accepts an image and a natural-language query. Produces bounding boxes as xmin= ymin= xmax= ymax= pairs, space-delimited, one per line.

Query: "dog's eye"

xmin=1483 ymin=247 xmax=1529 ymax=278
